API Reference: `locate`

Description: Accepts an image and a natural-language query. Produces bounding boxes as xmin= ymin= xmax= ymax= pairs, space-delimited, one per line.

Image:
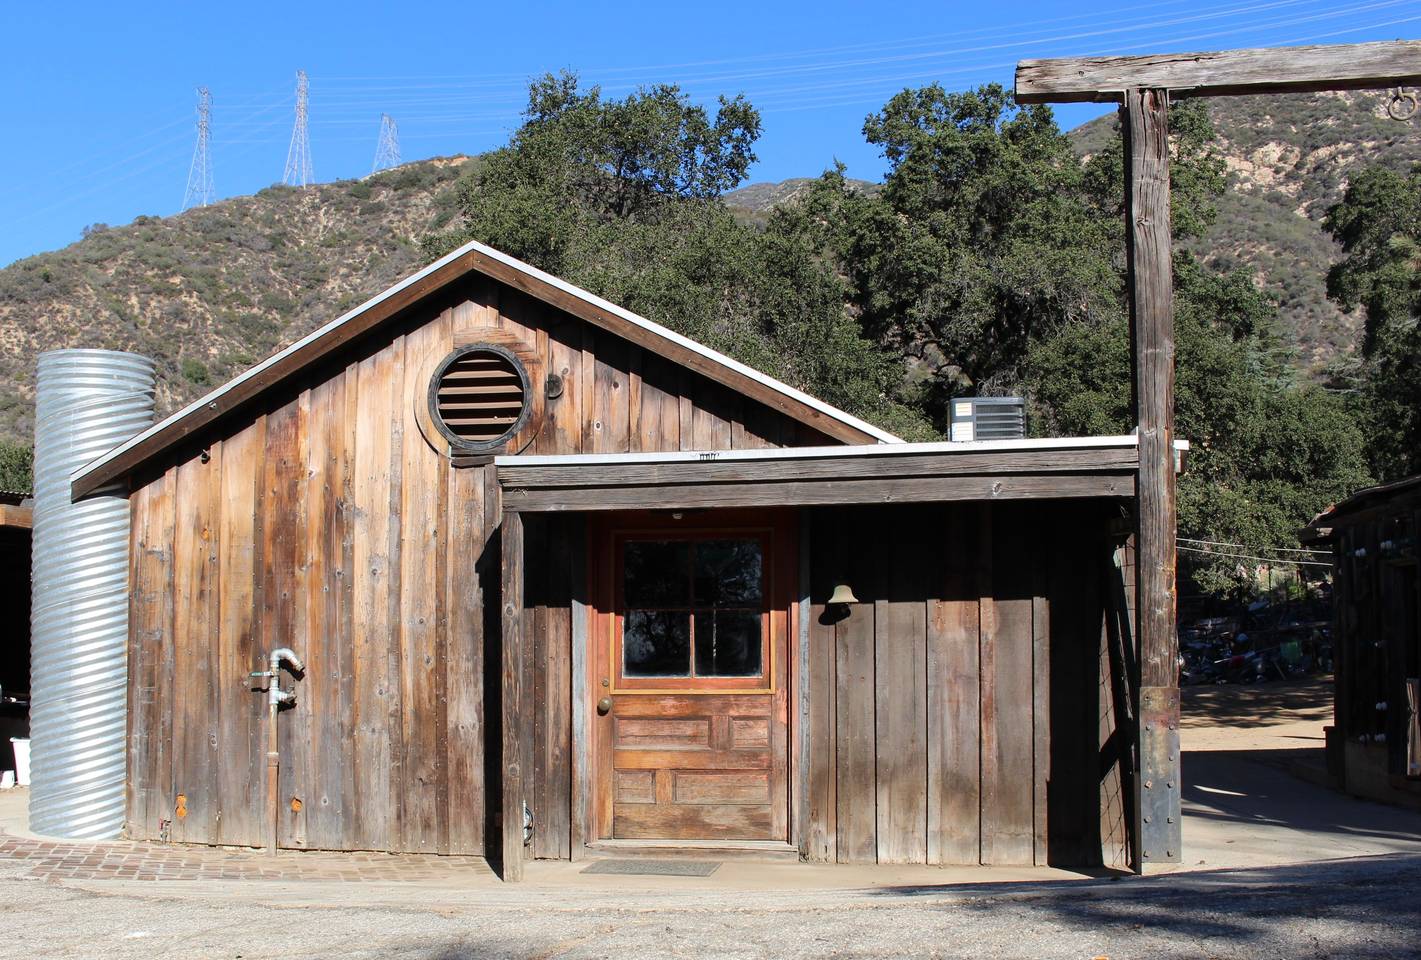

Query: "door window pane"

xmin=693 ymin=609 xmax=762 ymax=677
xmin=694 ymin=539 xmax=762 ymax=605
xmin=624 ymin=541 xmax=690 ymax=606
xmin=624 ymin=610 xmax=690 ymax=677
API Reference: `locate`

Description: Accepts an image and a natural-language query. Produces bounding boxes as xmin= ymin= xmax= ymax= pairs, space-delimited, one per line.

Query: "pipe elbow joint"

xmin=270 ymin=647 xmax=305 ymax=673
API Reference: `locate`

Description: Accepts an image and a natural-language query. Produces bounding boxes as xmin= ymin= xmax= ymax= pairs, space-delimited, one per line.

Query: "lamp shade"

xmin=827 ymin=582 xmax=859 ymax=605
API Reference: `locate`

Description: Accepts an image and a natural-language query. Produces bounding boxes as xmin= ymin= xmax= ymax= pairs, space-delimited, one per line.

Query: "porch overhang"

xmin=496 ymin=435 xmax=1186 ymax=512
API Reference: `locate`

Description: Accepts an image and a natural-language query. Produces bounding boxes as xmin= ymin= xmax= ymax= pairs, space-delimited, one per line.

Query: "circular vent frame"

xmin=428 ymin=343 xmax=533 ymax=452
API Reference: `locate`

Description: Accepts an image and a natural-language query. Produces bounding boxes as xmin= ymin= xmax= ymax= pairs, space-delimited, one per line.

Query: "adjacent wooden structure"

xmin=1307 ymin=476 xmax=1421 ymax=810
xmin=0 ymin=492 xmax=31 ymax=776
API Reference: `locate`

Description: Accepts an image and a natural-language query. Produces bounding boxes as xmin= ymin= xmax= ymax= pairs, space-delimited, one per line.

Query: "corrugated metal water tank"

xmin=29 ymin=350 xmax=155 ymax=839
xmin=949 ymin=396 xmax=1026 ymax=442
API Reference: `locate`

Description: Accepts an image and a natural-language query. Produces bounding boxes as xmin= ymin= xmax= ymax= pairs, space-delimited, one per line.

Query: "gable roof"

xmin=71 ymin=238 xmax=901 ymax=498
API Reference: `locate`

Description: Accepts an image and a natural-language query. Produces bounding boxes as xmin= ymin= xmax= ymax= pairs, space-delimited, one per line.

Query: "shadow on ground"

xmin=1180 ymin=677 xmax=1332 ymax=729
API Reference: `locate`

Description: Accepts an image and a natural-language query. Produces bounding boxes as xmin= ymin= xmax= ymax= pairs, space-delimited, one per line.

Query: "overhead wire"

xmin=1177 ymin=544 xmax=1334 ymax=567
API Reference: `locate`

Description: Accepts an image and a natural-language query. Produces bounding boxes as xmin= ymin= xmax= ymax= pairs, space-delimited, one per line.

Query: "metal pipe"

xmin=252 ymin=648 xmax=302 ymax=854
xmin=29 ymin=350 xmax=155 ymax=840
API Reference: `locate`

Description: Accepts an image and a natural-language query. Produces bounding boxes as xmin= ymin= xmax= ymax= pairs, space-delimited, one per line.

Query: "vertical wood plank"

xmin=286 ymin=392 xmax=313 ymax=849
xmin=928 ymin=503 xmax=981 ymax=864
xmin=528 ymin=516 xmax=549 ymax=858
xmin=384 ymin=333 xmax=408 ymax=851
xmin=875 ymin=518 xmax=928 ymax=864
xmin=216 ymin=416 xmax=265 ymax=847
xmin=835 ymin=509 xmax=877 ymax=863
xmin=399 ymin=316 xmax=448 ymax=853
xmin=804 ymin=510 xmax=837 ymax=862
xmin=634 ymin=354 xmax=682 ymax=453
xmin=306 ymin=371 xmax=355 ymax=850
xmin=501 ymin=508 xmax=527 ymax=880
xmin=981 ymin=505 xmax=1037 ymax=866
xmin=444 ymin=458 xmax=486 ymax=854
xmin=351 ymin=345 xmax=396 ymax=850
xmin=692 ymin=381 xmax=736 ymax=450
xmin=542 ymin=517 xmax=574 ymax=859
xmin=1032 ymin=507 xmax=1051 ymax=867
xmin=172 ymin=444 xmax=221 ymax=843
xmin=125 ymin=486 xmax=152 ymax=839
xmin=543 ymin=319 xmax=584 ymax=456
xmin=569 ymin=518 xmax=591 ymax=859
xmin=128 ymin=473 xmax=176 ymax=840
xmin=262 ymin=400 xmax=303 ymax=848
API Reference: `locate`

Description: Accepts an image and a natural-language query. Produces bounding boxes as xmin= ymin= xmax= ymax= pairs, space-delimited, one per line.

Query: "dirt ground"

xmin=3 ymin=676 xmax=1420 ymax=959
xmin=1180 ymin=676 xmax=1333 ymax=752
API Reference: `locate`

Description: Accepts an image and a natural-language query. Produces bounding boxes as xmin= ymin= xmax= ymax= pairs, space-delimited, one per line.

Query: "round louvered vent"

xmin=429 ymin=345 xmax=531 ymax=450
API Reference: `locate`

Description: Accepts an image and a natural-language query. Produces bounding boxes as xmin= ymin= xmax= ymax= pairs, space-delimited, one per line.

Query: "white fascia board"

xmin=498 ymin=434 xmax=1175 ymax=468
xmin=465 ymin=241 xmax=903 ymax=445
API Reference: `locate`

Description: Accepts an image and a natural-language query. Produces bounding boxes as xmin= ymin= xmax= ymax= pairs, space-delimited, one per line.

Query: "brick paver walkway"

xmin=0 ymin=833 xmax=495 ymax=883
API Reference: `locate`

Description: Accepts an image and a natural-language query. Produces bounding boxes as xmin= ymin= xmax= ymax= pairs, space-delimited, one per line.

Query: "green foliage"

xmin=1324 ymin=163 xmax=1421 ymax=480
xmin=180 ymin=358 xmax=210 ymax=386
xmin=0 ymin=440 xmax=32 ymax=492
xmin=1027 ymin=255 xmax=1370 ymax=594
xmin=426 ymin=73 xmax=929 ymax=436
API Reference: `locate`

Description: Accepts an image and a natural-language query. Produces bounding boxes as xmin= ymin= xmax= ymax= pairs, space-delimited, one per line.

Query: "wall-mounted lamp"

xmin=822 ymin=581 xmax=859 ymax=625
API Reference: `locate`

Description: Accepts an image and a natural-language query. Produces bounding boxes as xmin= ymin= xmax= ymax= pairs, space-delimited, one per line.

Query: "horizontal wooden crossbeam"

xmin=1015 ymin=40 xmax=1421 ymax=104
xmin=501 ymin=473 xmax=1136 ymax=512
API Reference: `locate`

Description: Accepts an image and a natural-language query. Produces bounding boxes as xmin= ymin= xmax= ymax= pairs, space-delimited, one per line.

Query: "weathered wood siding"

xmin=802 ymin=501 xmax=1132 ymax=867
xmin=125 ymin=276 xmax=820 ymax=854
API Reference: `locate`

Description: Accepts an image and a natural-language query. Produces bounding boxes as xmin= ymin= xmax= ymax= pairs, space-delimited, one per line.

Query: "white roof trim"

xmin=497 ymin=434 xmax=1188 ymax=468
xmin=72 ymin=237 xmax=900 ymax=487
xmin=469 ymin=241 xmax=903 ymax=445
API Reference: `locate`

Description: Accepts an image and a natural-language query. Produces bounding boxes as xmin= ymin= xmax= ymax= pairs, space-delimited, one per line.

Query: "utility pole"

xmin=283 ymin=70 xmax=314 ymax=187
xmin=182 ymin=87 xmax=214 ymax=209
xmin=371 ymin=114 xmax=401 ymax=173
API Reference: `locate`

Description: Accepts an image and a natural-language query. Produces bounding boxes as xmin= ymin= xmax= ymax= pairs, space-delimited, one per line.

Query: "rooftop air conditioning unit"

xmin=949 ymin=396 xmax=1025 ymax=442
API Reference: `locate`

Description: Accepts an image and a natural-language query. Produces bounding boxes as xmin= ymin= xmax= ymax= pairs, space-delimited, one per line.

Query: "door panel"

xmin=591 ymin=511 xmax=794 ymax=843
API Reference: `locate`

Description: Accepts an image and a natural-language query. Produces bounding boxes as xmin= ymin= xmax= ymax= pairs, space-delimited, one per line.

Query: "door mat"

xmin=581 ymin=859 xmax=721 ymax=877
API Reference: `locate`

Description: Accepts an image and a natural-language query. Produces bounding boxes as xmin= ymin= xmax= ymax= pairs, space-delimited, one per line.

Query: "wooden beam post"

xmin=500 ymin=508 xmax=527 ymax=880
xmin=1015 ymin=40 xmax=1421 ymax=103
xmin=1123 ymin=87 xmax=1181 ymax=870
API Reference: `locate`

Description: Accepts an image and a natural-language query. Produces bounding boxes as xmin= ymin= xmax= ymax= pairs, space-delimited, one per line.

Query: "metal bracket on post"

xmin=1139 ymin=685 xmax=1181 ymax=864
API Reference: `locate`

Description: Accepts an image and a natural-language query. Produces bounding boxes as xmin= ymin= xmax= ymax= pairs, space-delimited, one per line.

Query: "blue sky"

xmin=2 ymin=0 xmax=1417 ymax=266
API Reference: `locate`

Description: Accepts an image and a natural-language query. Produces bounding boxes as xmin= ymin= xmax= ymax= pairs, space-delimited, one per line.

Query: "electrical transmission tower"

xmin=371 ymin=114 xmax=401 ymax=173
xmin=283 ymin=70 xmax=314 ymax=187
xmin=182 ymin=87 xmax=214 ymax=209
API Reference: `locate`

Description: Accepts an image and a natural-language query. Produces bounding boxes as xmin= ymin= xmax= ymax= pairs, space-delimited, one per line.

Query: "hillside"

xmin=1070 ymin=89 xmax=1421 ymax=371
xmin=0 ymin=89 xmax=1416 ymax=448
xmin=0 ymin=157 xmax=473 ymax=444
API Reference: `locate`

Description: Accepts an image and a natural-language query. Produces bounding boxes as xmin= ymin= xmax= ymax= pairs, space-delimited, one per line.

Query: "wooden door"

xmin=591 ymin=511 xmax=794 ymax=842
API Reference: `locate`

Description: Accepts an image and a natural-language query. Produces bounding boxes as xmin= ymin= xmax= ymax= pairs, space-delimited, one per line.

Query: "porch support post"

xmin=1123 ymin=86 xmax=1181 ymax=869
xmin=500 ymin=508 xmax=527 ymax=881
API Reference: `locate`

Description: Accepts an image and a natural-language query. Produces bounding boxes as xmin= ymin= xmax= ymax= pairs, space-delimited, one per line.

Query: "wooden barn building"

xmin=71 ymin=240 xmax=1159 ymax=877
xmin=1308 ymin=476 xmax=1421 ymax=809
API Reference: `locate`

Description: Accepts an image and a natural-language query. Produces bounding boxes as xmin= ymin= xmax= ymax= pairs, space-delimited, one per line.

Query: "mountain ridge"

xmin=1 ymin=90 xmax=1416 ymax=446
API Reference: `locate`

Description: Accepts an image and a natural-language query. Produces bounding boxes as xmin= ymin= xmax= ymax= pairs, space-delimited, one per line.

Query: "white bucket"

xmin=10 ymin=738 xmax=30 ymax=786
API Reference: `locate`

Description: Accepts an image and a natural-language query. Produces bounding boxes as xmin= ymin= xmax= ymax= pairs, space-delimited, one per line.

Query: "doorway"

xmin=588 ymin=510 xmax=795 ymax=843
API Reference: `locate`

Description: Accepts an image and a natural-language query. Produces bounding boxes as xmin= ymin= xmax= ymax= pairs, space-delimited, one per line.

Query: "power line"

xmin=371 ymin=114 xmax=401 ymax=173
xmin=1177 ymin=544 xmax=1334 ymax=567
xmin=182 ymin=87 xmax=214 ymax=210
xmin=283 ymin=70 xmax=314 ymax=188
xmin=1178 ymin=537 xmax=1331 ymax=556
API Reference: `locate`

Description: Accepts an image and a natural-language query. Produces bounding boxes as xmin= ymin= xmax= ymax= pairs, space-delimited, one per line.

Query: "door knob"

xmin=596 ymin=697 xmax=614 ymax=716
